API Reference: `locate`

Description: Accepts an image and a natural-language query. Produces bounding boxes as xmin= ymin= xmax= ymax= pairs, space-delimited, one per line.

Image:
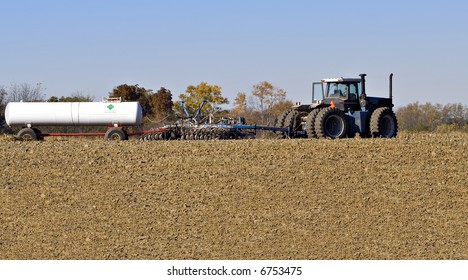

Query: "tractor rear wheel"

xmin=276 ymin=109 xmax=292 ymax=128
xmin=284 ymin=110 xmax=305 ymax=138
xmin=305 ymin=109 xmax=321 ymax=138
xmin=315 ymin=107 xmax=348 ymax=139
xmin=275 ymin=109 xmax=292 ymax=138
xmin=370 ymin=107 xmax=398 ymax=138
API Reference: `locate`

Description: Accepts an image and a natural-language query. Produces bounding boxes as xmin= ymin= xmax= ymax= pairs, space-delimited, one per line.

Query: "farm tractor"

xmin=276 ymin=73 xmax=398 ymax=138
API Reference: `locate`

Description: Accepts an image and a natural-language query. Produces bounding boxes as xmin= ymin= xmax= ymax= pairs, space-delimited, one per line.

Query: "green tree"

xmin=47 ymin=96 xmax=59 ymax=102
xmin=110 ymin=84 xmax=152 ymax=116
xmin=175 ymin=82 xmax=229 ymax=117
xmin=150 ymin=87 xmax=175 ymax=123
xmin=48 ymin=92 xmax=94 ymax=102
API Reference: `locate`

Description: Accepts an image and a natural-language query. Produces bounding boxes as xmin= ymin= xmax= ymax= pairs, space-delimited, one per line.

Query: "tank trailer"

xmin=4 ymin=97 xmax=165 ymax=140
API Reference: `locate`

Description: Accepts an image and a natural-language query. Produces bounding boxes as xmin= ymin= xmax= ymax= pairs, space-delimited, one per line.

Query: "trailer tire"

xmin=30 ymin=128 xmax=45 ymax=140
xmin=17 ymin=128 xmax=38 ymax=141
xmin=104 ymin=128 xmax=127 ymax=141
xmin=370 ymin=107 xmax=398 ymax=138
xmin=315 ymin=107 xmax=348 ymax=139
xmin=305 ymin=109 xmax=321 ymax=138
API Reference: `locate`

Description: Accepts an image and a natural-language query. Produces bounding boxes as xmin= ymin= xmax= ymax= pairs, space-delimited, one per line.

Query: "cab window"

xmin=348 ymin=83 xmax=358 ymax=100
xmin=327 ymin=83 xmax=348 ymax=99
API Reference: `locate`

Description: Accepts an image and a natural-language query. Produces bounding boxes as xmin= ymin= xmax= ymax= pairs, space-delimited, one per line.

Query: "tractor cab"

xmin=313 ymin=76 xmax=363 ymax=112
xmin=312 ymin=73 xmax=394 ymax=112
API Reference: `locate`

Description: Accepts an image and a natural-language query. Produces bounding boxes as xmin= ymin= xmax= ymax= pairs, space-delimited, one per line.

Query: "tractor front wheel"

xmin=370 ymin=107 xmax=398 ymax=138
xmin=315 ymin=107 xmax=348 ymax=139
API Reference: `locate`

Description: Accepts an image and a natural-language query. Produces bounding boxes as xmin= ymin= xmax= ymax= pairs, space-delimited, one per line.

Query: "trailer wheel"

xmin=315 ymin=107 xmax=348 ymax=139
xmin=370 ymin=107 xmax=398 ymax=138
xmin=305 ymin=109 xmax=321 ymax=138
xmin=31 ymin=128 xmax=44 ymax=140
xmin=104 ymin=128 xmax=128 ymax=141
xmin=17 ymin=128 xmax=38 ymax=141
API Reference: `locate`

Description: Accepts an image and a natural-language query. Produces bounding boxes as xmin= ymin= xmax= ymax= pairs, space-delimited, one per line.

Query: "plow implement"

xmin=138 ymin=124 xmax=291 ymax=141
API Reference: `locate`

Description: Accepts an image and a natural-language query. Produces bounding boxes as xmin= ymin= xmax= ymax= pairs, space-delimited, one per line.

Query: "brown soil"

xmin=0 ymin=132 xmax=466 ymax=259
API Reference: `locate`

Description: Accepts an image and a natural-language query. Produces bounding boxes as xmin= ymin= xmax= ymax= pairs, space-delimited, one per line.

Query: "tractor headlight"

xmin=360 ymin=99 xmax=368 ymax=107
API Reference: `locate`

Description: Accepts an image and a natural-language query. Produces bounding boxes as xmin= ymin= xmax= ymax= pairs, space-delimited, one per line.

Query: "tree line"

xmin=396 ymin=102 xmax=468 ymax=132
xmin=2 ymin=81 xmax=468 ymax=133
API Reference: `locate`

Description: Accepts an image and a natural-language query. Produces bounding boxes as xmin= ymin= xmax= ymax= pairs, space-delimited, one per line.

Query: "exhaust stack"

xmin=389 ymin=73 xmax=393 ymax=99
xmin=359 ymin=74 xmax=367 ymax=109
xmin=359 ymin=73 xmax=367 ymax=96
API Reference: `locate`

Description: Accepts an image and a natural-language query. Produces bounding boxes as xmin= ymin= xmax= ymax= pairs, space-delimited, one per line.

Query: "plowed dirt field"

xmin=1 ymin=133 xmax=466 ymax=259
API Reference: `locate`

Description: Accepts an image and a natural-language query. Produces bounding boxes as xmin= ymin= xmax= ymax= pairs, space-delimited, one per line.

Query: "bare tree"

xmin=6 ymin=82 xmax=45 ymax=102
xmin=396 ymin=102 xmax=468 ymax=131
xmin=0 ymin=85 xmax=7 ymax=117
xmin=231 ymin=92 xmax=248 ymax=118
xmin=250 ymin=81 xmax=288 ymax=125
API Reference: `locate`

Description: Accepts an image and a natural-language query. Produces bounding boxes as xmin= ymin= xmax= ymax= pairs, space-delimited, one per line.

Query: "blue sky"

xmin=1 ymin=0 xmax=467 ymax=107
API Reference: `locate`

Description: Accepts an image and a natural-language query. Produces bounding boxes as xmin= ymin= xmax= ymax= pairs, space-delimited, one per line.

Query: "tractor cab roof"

xmin=320 ymin=77 xmax=361 ymax=83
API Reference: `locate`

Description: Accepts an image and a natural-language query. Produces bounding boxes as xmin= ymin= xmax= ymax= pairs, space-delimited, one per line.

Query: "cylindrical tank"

xmin=5 ymin=101 xmax=143 ymax=127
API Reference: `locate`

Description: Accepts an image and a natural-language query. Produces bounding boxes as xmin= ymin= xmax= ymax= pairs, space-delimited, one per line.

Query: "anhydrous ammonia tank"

xmin=5 ymin=100 xmax=143 ymax=127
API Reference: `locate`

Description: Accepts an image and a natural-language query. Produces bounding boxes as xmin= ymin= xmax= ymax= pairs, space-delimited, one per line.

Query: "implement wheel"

xmin=104 ymin=127 xmax=128 ymax=141
xmin=315 ymin=107 xmax=348 ymax=139
xmin=17 ymin=128 xmax=38 ymax=141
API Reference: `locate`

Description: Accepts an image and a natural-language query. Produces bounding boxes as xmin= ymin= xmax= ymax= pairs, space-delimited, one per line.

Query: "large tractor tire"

xmin=276 ymin=109 xmax=292 ymax=128
xmin=104 ymin=127 xmax=128 ymax=141
xmin=275 ymin=109 xmax=292 ymax=138
xmin=315 ymin=107 xmax=348 ymax=139
xmin=17 ymin=128 xmax=38 ymax=141
xmin=370 ymin=107 xmax=398 ymax=138
xmin=284 ymin=110 xmax=305 ymax=138
xmin=305 ymin=109 xmax=321 ymax=139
